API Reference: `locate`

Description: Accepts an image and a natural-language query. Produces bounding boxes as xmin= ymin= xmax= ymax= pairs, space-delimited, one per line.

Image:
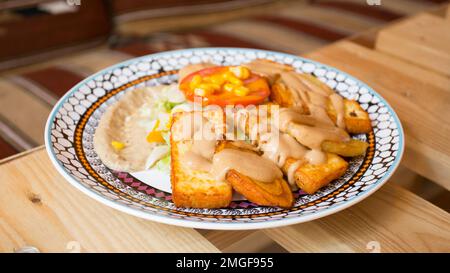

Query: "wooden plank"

xmin=303 ymin=41 xmax=450 ymax=190
xmin=0 ymin=79 xmax=52 ymax=146
xmin=0 ymin=145 xmax=44 ymax=165
xmin=376 ymin=13 xmax=450 ymax=77
xmin=264 ymin=183 xmax=450 ymax=252
xmin=200 ymin=230 xmax=286 ymax=253
xmin=0 ymin=149 xmax=219 ymax=253
xmin=116 ymin=0 xmax=284 ymax=35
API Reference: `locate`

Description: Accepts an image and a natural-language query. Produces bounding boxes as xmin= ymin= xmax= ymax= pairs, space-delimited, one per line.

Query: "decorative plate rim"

xmin=44 ymin=47 xmax=404 ymax=230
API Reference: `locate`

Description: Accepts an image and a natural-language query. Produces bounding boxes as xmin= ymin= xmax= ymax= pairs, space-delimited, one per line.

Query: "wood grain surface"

xmin=304 ymin=40 xmax=450 ymax=190
xmin=376 ymin=13 xmax=450 ymax=77
xmin=200 ymin=230 xmax=285 ymax=253
xmin=0 ymin=148 xmax=219 ymax=253
xmin=263 ymin=183 xmax=450 ymax=252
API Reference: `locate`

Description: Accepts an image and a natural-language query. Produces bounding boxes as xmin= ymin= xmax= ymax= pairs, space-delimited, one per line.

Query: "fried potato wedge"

xmin=244 ymin=59 xmax=293 ymax=84
xmin=328 ymin=99 xmax=372 ymax=134
xmin=321 ymin=139 xmax=369 ymax=157
xmin=226 ymin=170 xmax=294 ymax=208
xmin=272 ymin=76 xmax=372 ymax=135
xmin=216 ymin=140 xmax=293 ymax=208
xmin=344 ymin=100 xmax=372 ymax=134
xmin=270 ymin=78 xmax=294 ymax=107
xmin=294 ymin=153 xmax=348 ymax=194
xmin=297 ymin=73 xmax=334 ymax=96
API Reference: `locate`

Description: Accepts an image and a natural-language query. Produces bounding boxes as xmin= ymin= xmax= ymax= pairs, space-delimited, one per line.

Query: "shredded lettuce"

xmin=162 ymin=131 xmax=171 ymax=146
xmin=162 ymin=101 xmax=181 ymax=112
xmin=154 ymin=154 xmax=171 ymax=173
xmin=143 ymin=84 xmax=186 ymax=174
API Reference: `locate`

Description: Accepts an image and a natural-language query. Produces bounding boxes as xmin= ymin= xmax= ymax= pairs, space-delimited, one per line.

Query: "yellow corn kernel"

xmin=230 ymin=66 xmax=250 ymax=80
xmin=209 ymin=74 xmax=225 ymax=85
xmin=234 ymin=86 xmax=250 ymax=97
xmin=194 ymin=83 xmax=215 ymax=97
xmin=222 ymin=71 xmax=235 ymax=80
xmin=111 ymin=141 xmax=125 ymax=151
xmin=194 ymin=88 xmax=206 ymax=97
xmin=200 ymin=83 xmax=214 ymax=89
xmin=210 ymin=83 xmax=221 ymax=91
xmin=202 ymin=83 xmax=220 ymax=91
xmin=241 ymin=67 xmax=250 ymax=79
xmin=146 ymin=131 xmax=165 ymax=143
xmin=189 ymin=74 xmax=202 ymax=89
xmin=227 ymin=76 xmax=243 ymax=86
xmin=191 ymin=74 xmax=202 ymax=85
xmin=223 ymin=83 xmax=235 ymax=93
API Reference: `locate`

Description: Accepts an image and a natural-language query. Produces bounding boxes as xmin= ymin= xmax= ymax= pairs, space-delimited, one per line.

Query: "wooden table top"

xmin=1 ymin=8 xmax=449 ymax=253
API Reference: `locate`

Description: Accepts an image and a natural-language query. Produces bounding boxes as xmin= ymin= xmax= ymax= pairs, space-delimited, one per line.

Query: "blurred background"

xmin=0 ymin=0 xmax=448 ymax=216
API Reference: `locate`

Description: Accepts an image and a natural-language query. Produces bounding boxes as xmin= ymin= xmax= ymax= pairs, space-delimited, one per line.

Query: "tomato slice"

xmin=179 ymin=66 xmax=270 ymax=107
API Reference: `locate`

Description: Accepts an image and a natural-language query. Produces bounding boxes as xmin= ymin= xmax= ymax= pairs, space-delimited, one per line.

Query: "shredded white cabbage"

xmin=144 ymin=145 xmax=170 ymax=170
xmin=141 ymin=84 xmax=188 ymax=172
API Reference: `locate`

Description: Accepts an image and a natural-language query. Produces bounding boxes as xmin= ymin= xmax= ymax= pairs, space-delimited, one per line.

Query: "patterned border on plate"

xmin=46 ymin=48 xmax=402 ymax=228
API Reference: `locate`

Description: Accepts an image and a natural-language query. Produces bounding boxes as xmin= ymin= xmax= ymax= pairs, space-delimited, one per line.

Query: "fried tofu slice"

xmin=216 ymin=141 xmax=294 ymax=208
xmin=291 ymin=153 xmax=348 ymax=194
xmin=170 ymin=111 xmax=232 ymax=208
xmin=327 ymin=99 xmax=372 ymax=134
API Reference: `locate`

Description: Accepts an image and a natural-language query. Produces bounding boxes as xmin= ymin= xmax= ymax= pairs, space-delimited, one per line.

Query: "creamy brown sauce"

xmin=308 ymin=105 xmax=335 ymax=127
xmin=191 ymin=132 xmax=216 ymax=159
xmin=211 ymin=148 xmax=282 ymax=183
xmin=287 ymin=123 xmax=349 ymax=150
xmin=229 ymin=140 xmax=260 ymax=153
xmin=287 ymin=160 xmax=303 ymax=188
xmin=259 ymin=133 xmax=307 ymax=167
xmin=305 ymin=149 xmax=327 ymax=165
xmin=307 ymin=91 xmax=329 ymax=107
xmin=279 ymin=108 xmax=317 ymax=129
xmin=232 ymin=59 xmax=354 ymax=170
xmin=180 ymin=150 xmax=212 ymax=171
xmin=177 ymin=60 xmax=354 ymax=188
xmin=280 ymin=72 xmax=309 ymax=108
xmin=243 ymin=64 xmax=350 ymax=184
xmin=329 ymin=93 xmax=345 ymax=129
xmin=277 ymin=105 xmax=348 ymax=164
xmin=298 ymin=74 xmax=333 ymax=96
xmin=177 ymin=113 xmax=217 ymax=171
xmin=244 ymin=59 xmax=292 ymax=84
xmin=178 ymin=112 xmax=282 ymax=183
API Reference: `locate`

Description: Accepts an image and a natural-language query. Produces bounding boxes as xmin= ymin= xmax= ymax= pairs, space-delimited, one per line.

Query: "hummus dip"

xmin=94 ymin=85 xmax=174 ymax=172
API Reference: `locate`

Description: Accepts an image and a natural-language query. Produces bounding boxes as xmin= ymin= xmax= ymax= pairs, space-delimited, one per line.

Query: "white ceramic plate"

xmin=45 ymin=48 xmax=404 ymax=230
